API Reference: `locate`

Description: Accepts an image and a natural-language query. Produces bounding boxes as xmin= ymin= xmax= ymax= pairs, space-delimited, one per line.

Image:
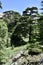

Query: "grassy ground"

xmin=5 ymin=44 xmax=43 ymax=65
xmin=1 ymin=44 xmax=28 ymax=65
xmin=1 ymin=43 xmax=43 ymax=65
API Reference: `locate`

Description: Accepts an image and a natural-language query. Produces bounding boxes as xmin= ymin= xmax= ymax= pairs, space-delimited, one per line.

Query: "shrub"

xmin=28 ymin=48 xmax=42 ymax=55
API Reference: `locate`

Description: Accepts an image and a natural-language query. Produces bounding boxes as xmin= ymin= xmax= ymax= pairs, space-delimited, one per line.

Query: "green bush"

xmin=0 ymin=19 xmax=8 ymax=65
xmin=0 ymin=19 xmax=8 ymax=47
xmin=28 ymin=48 xmax=42 ymax=55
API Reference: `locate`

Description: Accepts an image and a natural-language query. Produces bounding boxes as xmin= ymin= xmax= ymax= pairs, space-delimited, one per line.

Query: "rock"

xmin=12 ymin=51 xmax=25 ymax=62
xmin=11 ymin=50 xmax=43 ymax=65
xmin=11 ymin=63 xmax=15 ymax=65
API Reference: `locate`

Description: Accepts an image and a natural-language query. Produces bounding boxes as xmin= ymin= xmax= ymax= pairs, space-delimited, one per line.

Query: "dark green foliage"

xmin=28 ymin=48 xmax=42 ymax=55
xmin=23 ymin=7 xmax=39 ymax=44
xmin=11 ymin=16 xmax=29 ymax=46
xmin=3 ymin=7 xmax=40 ymax=47
xmin=3 ymin=11 xmax=21 ymax=46
xmin=3 ymin=10 xmax=21 ymax=35
xmin=0 ymin=6 xmax=43 ymax=64
xmin=11 ymin=33 xmax=26 ymax=46
xmin=23 ymin=7 xmax=38 ymax=16
xmin=38 ymin=16 xmax=43 ymax=45
xmin=40 ymin=0 xmax=43 ymax=15
xmin=0 ymin=1 xmax=2 ymax=9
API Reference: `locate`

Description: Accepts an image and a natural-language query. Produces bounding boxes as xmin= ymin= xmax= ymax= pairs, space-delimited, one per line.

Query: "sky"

xmin=0 ymin=0 xmax=41 ymax=14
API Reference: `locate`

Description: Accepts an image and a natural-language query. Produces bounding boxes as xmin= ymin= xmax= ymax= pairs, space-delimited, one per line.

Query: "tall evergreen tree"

xmin=38 ymin=0 xmax=43 ymax=45
xmin=0 ymin=1 xmax=2 ymax=9
xmin=40 ymin=0 xmax=43 ymax=15
xmin=23 ymin=7 xmax=38 ymax=43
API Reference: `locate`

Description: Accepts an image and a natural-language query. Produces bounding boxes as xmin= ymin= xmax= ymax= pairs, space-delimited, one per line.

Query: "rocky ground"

xmin=10 ymin=50 xmax=43 ymax=65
